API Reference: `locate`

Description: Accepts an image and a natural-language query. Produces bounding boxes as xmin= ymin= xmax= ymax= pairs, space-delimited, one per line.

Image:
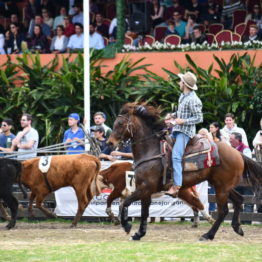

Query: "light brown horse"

xmin=99 ymin=161 xmax=214 ymax=227
xmin=21 ymin=154 xmax=101 ymax=227
xmin=108 ymin=102 xmax=262 ymax=241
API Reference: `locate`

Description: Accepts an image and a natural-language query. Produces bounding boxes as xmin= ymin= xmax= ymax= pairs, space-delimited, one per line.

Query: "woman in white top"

xmin=42 ymin=8 xmax=54 ymax=29
xmin=50 ymin=25 xmax=68 ymax=53
xmin=253 ymin=118 xmax=262 ymax=148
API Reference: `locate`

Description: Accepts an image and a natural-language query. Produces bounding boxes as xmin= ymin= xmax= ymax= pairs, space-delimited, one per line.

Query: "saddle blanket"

xmin=38 ymin=156 xmax=52 ymax=173
xmin=183 ymin=142 xmax=220 ymax=172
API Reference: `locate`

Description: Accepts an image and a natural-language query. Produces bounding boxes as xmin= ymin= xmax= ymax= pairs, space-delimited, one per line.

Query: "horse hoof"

xmin=191 ymin=223 xmax=198 ymax=228
xmin=130 ymin=233 xmax=141 ymax=241
xmin=70 ymin=224 xmax=77 ymax=228
xmin=123 ymin=223 xmax=132 ymax=234
xmin=114 ymin=219 xmax=120 ymax=226
xmin=234 ymin=226 xmax=244 ymax=236
xmin=199 ymin=234 xmax=211 ymax=241
xmin=5 ymin=223 xmax=14 ymax=230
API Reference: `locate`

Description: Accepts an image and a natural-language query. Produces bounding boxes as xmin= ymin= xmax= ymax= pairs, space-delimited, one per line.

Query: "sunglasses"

xmin=1 ymin=124 xmax=7 ymax=127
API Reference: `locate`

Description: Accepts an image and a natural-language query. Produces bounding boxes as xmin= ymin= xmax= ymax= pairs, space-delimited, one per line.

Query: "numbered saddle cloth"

xmin=38 ymin=156 xmax=52 ymax=173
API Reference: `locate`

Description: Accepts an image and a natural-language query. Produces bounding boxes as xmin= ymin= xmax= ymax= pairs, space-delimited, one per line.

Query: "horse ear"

xmin=135 ymin=105 xmax=146 ymax=114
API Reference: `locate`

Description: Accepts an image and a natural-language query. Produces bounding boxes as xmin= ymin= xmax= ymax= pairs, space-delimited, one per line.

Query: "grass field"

xmin=0 ymin=220 xmax=261 ymax=262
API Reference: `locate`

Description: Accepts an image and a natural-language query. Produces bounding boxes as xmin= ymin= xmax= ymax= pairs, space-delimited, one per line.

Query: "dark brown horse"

xmin=99 ymin=162 xmax=214 ymax=226
xmin=21 ymin=154 xmax=101 ymax=227
xmin=108 ymin=102 xmax=262 ymax=241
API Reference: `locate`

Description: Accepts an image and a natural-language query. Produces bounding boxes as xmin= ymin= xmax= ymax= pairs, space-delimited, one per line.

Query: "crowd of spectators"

xmin=0 ymin=1 xmax=262 ymax=53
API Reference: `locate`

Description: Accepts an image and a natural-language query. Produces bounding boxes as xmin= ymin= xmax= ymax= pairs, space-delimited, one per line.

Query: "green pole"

xmin=115 ymin=0 xmax=125 ymax=51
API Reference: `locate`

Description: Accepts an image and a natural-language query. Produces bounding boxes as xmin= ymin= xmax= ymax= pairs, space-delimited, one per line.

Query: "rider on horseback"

xmin=166 ymin=71 xmax=203 ymax=197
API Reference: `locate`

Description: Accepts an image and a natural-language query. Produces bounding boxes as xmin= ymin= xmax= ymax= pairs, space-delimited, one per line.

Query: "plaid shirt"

xmin=173 ymin=91 xmax=203 ymax=138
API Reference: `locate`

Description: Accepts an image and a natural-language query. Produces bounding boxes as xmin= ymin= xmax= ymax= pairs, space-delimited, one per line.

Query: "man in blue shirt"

xmin=0 ymin=118 xmax=16 ymax=156
xmin=63 ymin=113 xmax=85 ymax=154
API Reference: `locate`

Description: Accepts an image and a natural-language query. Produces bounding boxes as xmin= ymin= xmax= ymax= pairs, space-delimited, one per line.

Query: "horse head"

xmin=107 ymin=102 xmax=164 ymax=148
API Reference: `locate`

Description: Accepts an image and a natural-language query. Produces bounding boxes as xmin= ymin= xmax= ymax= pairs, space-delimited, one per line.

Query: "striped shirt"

xmin=173 ymin=91 xmax=203 ymax=138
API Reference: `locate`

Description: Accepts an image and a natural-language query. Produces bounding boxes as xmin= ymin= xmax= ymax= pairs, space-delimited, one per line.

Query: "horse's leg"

xmin=199 ymin=189 xmax=229 ymax=241
xmin=2 ymin=194 xmax=18 ymax=229
xmin=28 ymin=192 xmax=36 ymax=218
xmin=199 ymin=210 xmax=215 ymax=224
xmin=0 ymin=202 xmax=11 ymax=221
xmin=131 ymin=197 xmax=152 ymax=241
xmin=229 ymin=189 xmax=244 ymax=236
xmin=192 ymin=208 xmax=200 ymax=228
xmin=106 ymin=189 xmax=121 ymax=225
xmin=35 ymin=193 xmax=57 ymax=218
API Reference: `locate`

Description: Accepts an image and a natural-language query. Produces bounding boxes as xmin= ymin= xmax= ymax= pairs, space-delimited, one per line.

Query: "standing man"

xmin=221 ymin=113 xmax=249 ymax=147
xmin=0 ymin=118 xmax=16 ymax=155
xmin=91 ymin=112 xmax=112 ymax=138
xmin=166 ymin=71 xmax=203 ymax=196
xmin=12 ymin=113 xmax=39 ymax=160
xmin=63 ymin=113 xmax=85 ymax=154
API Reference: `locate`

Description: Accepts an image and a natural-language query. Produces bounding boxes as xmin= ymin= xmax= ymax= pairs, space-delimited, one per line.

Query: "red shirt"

xmin=64 ymin=23 xmax=75 ymax=38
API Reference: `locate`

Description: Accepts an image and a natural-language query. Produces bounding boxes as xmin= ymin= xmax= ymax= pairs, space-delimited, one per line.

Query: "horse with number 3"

xmin=107 ymin=102 xmax=262 ymax=241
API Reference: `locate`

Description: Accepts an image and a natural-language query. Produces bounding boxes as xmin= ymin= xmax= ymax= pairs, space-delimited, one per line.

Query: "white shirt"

xmin=54 ymin=35 xmax=65 ymax=50
xmin=89 ymin=32 xmax=105 ymax=50
xmin=67 ymin=33 xmax=84 ymax=49
xmin=253 ymin=130 xmax=262 ymax=148
xmin=0 ymin=34 xmax=5 ymax=54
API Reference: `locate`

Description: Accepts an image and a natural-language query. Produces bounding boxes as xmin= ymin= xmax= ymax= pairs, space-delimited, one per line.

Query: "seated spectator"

xmin=42 ymin=8 xmax=54 ymax=29
xmin=99 ymin=140 xmax=133 ymax=161
xmin=53 ymin=6 xmax=67 ymax=31
xmin=150 ymin=0 xmax=165 ymax=28
xmin=72 ymin=2 xmax=83 ymax=25
xmin=184 ymin=14 xmax=198 ymax=42
xmin=0 ymin=25 xmax=5 ymax=54
xmin=0 ymin=0 xmax=18 ymax=17
xmin=202 ymin=0 xmax=222 ymax=24
xmin=252 ymin=118 xmax=262 ymax=148
xmin=209 ymin=121 xmax=225 ymax=142
xmin=190 ymin=25 xmax=207 ymax=44
xmin=29 ymin=24 xmax=49 ymax=54
xmin=94 ymin=12 xmax=109 ymax=38
xmin=67 ymin=23 xmax=84 ymax=52
xmin=50 ymin=25 xmax=68 ymax=54
xmin=245 ymin=4 xmax=262 ymax=26
xmin=173 ymin=11 xmax=187 ymax=37
xmin=24 ymin=0 xmax=41 ymax=29
xmin=10 ymin=13 xmax=26 ymax=34
xmin=184 ymin=0 xmax=202 ymax=22
xmin=63 ymin=16 xmax=75 ymax=38
xmin=165 ymin=19 xmax=178 ymax=36
xmin=164 ymin=0 xmax=185 ymax=20
xmin=28 ymin=14 xmax=52 ymax=38
xmin=89 ymin=23 xmax=105 ymax=50
xmin=4 ymin=23 xmax=25 ymax=54
xmin=243 ymin=24 xmax=261 ymax=42
xmin=92 ymin=126 xmax=107 ymax=151
xmin=40 ymin=0 xmax=56 ymax=18
xmin=108 ymin=17 xmax=129 ymax=42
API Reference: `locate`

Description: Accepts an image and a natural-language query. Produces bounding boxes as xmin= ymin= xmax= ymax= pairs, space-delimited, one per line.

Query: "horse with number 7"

xmin=107 ymin=102 xmax=262 ymax=241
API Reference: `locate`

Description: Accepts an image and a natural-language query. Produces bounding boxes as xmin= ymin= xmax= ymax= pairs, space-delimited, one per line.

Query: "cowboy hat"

xmin=178 ymin=71 xmax=198 ymax=90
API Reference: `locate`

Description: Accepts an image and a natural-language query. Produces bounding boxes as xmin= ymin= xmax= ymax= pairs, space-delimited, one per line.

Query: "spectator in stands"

xmin=12 ymin=113 xmax=39 ymax=160
xmin=40 ymin=0 xmax=56 ymax=18
xmin=90 ymin=111 xmax=112 ymax=139
xmin=63 ymin=15 xmax=75 ymax=38
xmin=184 ymin=0 xmax=202 ymax=22
xmin=53 ymin=6 xmax=67 ymax=31
xmin=252 ymin=118 xmax=262 ymax=149
xmin=202 ymin=0 xmax=222 ymax=24
xmin=63 ymin=113 xmax=85 ymax=155
xmin=50 ymin=25 xmax=68 ymax=54
xmin=10 ymin=13 xmax=26 ymax=34
xmin=67 ymin=22 xmax=84 ymax=52
xmin=230 ymin=131 xmax=254 ymax=222
xmin=29 ymin=24 xmax=49 ymax=54
xmin=221 ymin=112 xmax=249 ymax=146
xmin=164 ymin=0 xmax=185 ymax=21
xmin=245 ymin=4 xmax=262 ymax=25
xmin=72 ymin=2 xmax=83 ymax=25
xmin=165 ymin=19 xmax=178 ymax=36
xmin=109 ymin=17 xmax=129 ymax=42
xmin=24 ymin=0 xmax=41 ymax=28
xmin=209 ymin=121 xmax=225 ymax=142
xmin=173 ymin=11 xmax=187 ymax=37
xmin=4 ymin=22 xmax=25 ymax=54
xmin=99 ymin=140 xmax=133 ymax=161
xmin=0 ymin=24 xmax=5 ymax=54
xmin=28 ymin=14 xmax=51 ymax=38
xmin=0 ymin=118 xmax=16 ymax=156
xmin=184 ymin=14 xmax=198 ymax=42
xmin=221 ymin=0 xmax=244 ymax=29
xmin=150 ymin=0 xmax=165 ymax=28
xmin=0 ymin=0 xmax=18 ymax=17
xmin=190 ymin=25 xmax=207 ymax=44
xmin=89 ymin=0 xmax=99 ymax=14
xmin=68 ymin=0 xmax=76 ymax=16
xmin=92 ymin=126 xmax=107 ymax=152
xmin=42 ymin=8 xmax=54 ymax=29
xmin=243 ymin=24 xmax=261 ymax=42
xmin=198 ymin=128 xmax=213 ymax=141
xmin=94 ymin=12 xmax=109 ymax=38
xmin=89 ymin=23 xmax=105 ymax=50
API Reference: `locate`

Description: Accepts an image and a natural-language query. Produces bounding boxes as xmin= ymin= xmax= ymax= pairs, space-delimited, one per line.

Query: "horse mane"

xmin=120 ymin=102 xmax=165 ymax=132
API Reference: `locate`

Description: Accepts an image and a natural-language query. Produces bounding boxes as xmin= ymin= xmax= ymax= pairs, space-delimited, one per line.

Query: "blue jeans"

xmin=172 ymin=132 xmax=190 ymax=186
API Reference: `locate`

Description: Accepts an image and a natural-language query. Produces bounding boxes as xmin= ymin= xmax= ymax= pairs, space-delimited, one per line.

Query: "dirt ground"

xmin=0 ymin=221 xmax=261 ymax=249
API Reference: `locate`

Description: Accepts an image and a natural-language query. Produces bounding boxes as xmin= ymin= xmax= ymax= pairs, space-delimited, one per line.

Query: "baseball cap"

xmin=68 ymin=113 xmax=80 ymax=121
xmin=91 ymin=125 xmax=105 ymax=133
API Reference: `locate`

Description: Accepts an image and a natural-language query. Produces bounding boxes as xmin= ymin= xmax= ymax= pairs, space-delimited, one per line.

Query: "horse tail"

xmin=13 ymin=160 xmax=27 ymax=199
xmin=242 ymin=154 xmax=262 ymax=193
xmin=90 ymin=157 xmax=102 ymax=196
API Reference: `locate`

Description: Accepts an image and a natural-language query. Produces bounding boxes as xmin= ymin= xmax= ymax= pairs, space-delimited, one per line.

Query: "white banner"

xmin=54 ymin=181 xmax=209 ymax=218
